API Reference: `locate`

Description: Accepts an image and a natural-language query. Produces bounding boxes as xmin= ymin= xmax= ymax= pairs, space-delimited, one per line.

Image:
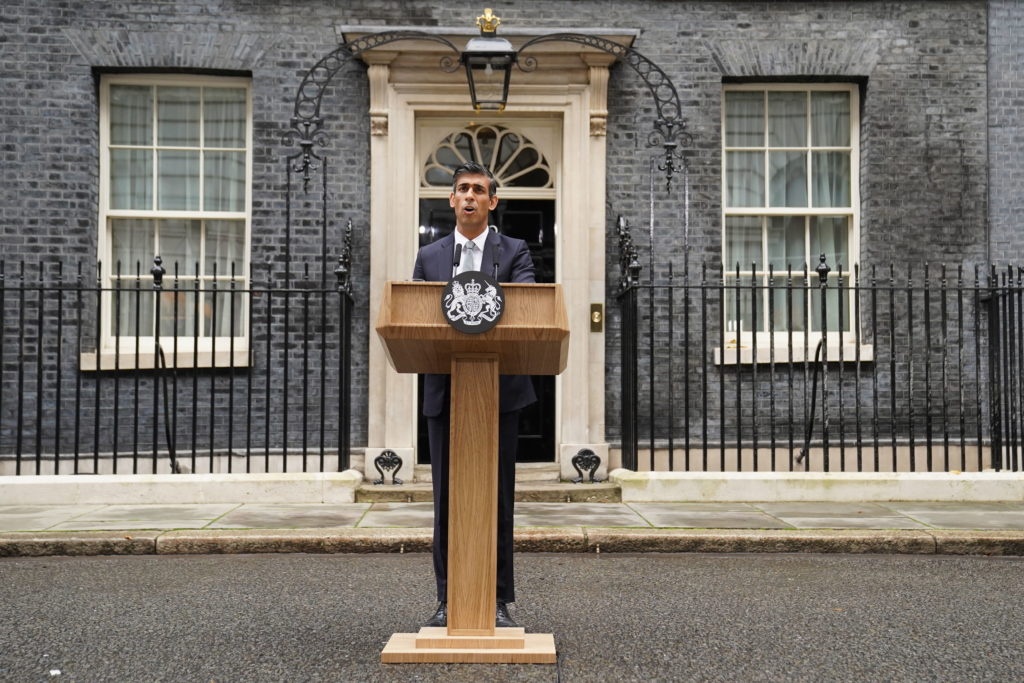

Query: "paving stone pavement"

xmin=2 ymin=500 xmax=1024 ymax=532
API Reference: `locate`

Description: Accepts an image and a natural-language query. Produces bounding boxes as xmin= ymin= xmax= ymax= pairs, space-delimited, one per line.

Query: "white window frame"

xmin=89 ymin=73 xmax=253 ymax=370
xmin=719 ymin=82 xmax=869 ymax=364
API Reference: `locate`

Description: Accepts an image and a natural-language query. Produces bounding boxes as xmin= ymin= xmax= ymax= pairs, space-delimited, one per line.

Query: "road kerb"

xmin=1 ymin=528 xmax=1023 ymax=558
xmin=0 ymin=531 xmax=160 ymax=557
xmin=155 ymin=528 xmax=434 ymax=555
xmin=929 ymin=529 xmax=1024 ymax=556
xmin=584 ymin=528 xmax=940 ymax=554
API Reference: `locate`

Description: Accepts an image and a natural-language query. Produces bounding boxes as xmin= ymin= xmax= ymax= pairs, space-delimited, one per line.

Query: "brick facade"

xmin=0 ymin=1 xmax=1019 ymax=462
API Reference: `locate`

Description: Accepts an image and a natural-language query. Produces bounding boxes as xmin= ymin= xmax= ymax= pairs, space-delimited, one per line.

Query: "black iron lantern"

xmin=461 ymin=9 xmax=517 ymax=111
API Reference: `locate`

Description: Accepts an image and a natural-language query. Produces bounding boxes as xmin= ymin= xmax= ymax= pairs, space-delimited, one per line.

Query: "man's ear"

xmin=449 ymin=192 xmax=457 ymax=208
xmin=488 ymin=194 xmax=499 ymax=211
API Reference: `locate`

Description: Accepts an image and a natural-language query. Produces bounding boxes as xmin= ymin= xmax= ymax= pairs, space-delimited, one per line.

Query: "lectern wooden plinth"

xmin=375 ymin=281 xmax=569 ymax=664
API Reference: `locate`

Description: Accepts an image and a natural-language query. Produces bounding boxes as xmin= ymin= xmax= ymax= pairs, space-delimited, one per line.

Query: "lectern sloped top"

xmin=375 ymin=281 xmax=569 ymax=375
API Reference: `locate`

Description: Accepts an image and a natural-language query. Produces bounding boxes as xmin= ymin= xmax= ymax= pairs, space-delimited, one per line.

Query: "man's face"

xmin=449 ymin=172 xmax=498 ymax=237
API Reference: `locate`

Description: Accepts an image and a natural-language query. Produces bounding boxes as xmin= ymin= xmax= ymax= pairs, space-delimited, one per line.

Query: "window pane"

xmin=110 ymin=219 xmax=154 ymax=275
xmin=204 ymin=220 xmax=245 ymax=277
xmin=158 ymin=219 xmax=201 ymax=274
xmin=204 ymin=88 xmax=247 ymax=148
xmin=725 ymin=216 xmax=762 ymax=269
xmin=157 ymin=87 xmax=200 ymax=147
xmin=110 ymin=85 xmax=152 ymax=146
xmin=110 ymin=149 xmax=152 ymax=210
xmin=454 ymin=133 xmax=474 ymax=161
xmin=109 ymin=218 xmax=154 ymax=337
xmin=810 ymin=281 xmax=851 ymax=332
xmin=726 ymin=151 xmax=764 ymax=207
xmin=157 ymin=288 xmax=198 ymax=338
xmin=812 ymin=91 xmax=850 ymax=147
xmin=204 ymin=290 xmax=245 ymax=337
xmin=436 ymin=146 xmax=461 ymax=169
xmin=725 ymin=276 xmax=761 ymax=333
xmin=204 ymin=151 xmax=245 ymax=211
xmin=504 ymin=146 xmax=540 ymax=181
xmin=425 ymin=166 xmax=452 ymax=186
xmin=769 ymin=151 xmax=807 ymax=207
xmin=812 ymin=151 xmax=850 ymax=207
xmin=497 ymin=132 xmax=520 ymax=167
xmin=768 ymin=92 xmax=806 ymax=147
xmin=476 ymin=126 xmax=497 ymax=168
xmin=810 ymin=216 xmax=850 ymax=270
xmin=767 ymin=216 xmax=805 ymax=270
xmin=157 ymin=150 xmax=200 ymax=210
xmin=770 ymin=277 xmax=807 ymax=333
xmin=725 ymin=91 xmax=763 ymax=147
xmin=112 ymin=279 xmax=155 ymax=337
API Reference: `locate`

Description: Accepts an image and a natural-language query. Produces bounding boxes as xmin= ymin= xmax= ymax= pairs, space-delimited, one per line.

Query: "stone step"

xmin=355 ymin=481 xmax=620 ymax=503
xmin=413 ymin=462 xmax=560 ymax=485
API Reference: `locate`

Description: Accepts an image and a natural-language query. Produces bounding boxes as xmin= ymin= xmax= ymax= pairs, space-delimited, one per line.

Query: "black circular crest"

xmin=441 ymin=271 xmax=505 ymax=334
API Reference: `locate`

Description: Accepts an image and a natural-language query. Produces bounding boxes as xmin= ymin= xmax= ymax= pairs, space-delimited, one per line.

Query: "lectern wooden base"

xmin=380 ymin=627 xmax=556 ymax=663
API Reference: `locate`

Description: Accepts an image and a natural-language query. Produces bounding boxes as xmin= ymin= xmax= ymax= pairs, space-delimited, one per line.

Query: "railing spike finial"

xmin=151 ymin=256 xmax=165 ymax=289
xmin=816 ymin=253 xmax=830 ymax=284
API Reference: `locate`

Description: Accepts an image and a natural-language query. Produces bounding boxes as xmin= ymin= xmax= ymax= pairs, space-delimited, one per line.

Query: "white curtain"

xmin=158 ymin=150 xmax=199 ymax=210
xmin=157 ymin=220 xmax=202 ymax=337
xmin=110 ymin=85 xmax=152 ymax=210
xmin=811 ymin=92 xmax=850 ymax=146
xmin=724 ymin=217 xmax=761 ymax=332
xmin=810 ymin=216 xmax=850 ymax=333
xmin=204 ymin=220 xmax=245 ymax=337
xmin=110 ymin=218 xmax=153 ymax=277
xmin=769 ymin=151 xmax=807 ymax=207
xmin=725 ymin=92 xmax=765 ymax=208
xmin=812 ymin=151 xmax=850 ymax=207
xmin=811 ymin=92 xmax=851 ymax=208
xmin=811 ymin=216 xmax=849 ymax=269
xmin=768 ymin=92 xmax=806 ymax=147
xmin=726 ymin=151 xmax=764 ymax=207
xmin=203 ymin=88 xmax=245 ymax=147
xmin=109 ymin=219 xmax=154 ymax=336
xmin=204 ymin=152 xmax=245 ymax=212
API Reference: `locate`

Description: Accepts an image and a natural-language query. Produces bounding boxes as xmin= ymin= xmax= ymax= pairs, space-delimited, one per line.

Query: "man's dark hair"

xmin=451 ymin=161 xmax=497 ymax=197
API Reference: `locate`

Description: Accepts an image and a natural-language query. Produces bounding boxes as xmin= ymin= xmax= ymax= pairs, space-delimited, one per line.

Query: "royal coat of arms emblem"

xmin=442 ymin=271 xmax=504 ymax=334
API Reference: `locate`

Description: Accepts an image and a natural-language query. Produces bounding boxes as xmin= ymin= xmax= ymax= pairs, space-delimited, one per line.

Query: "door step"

xmin=413 ymin=462 xmax=561 ymax=484
xmin=356 ymin=481 xmax=619 ymax=503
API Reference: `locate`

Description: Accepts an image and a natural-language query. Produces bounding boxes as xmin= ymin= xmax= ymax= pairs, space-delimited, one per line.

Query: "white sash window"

xmin=722 ymin=83 xmax=860 ymax=354
xmin=94 ymin=74 xmax=252 ymax=368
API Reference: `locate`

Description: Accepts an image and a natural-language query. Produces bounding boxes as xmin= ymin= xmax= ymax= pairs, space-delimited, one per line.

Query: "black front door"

xmin=416 ymin=197 xmax=556 ymax=463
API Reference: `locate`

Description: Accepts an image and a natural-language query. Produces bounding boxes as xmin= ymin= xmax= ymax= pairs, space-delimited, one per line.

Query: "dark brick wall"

xmin=988 ymin=0 xmax=1024 ymax=264
xmin=0 ymin=0 xmax=1015 ymax=459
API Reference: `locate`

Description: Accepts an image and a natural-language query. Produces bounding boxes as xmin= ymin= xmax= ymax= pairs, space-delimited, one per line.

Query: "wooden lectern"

xmin=375 ymin=281 xmax=569 ymax=664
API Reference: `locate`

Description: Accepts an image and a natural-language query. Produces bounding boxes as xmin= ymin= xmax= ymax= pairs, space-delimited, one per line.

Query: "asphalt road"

xmin=1 ymin=552 xmax=1022 ymax=682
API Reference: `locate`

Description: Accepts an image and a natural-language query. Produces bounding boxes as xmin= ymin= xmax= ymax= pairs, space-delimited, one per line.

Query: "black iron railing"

xmin=616 ymin=219 xmax=1023 ymax=473
xmin=0 ymin=254 xmax=354 ymax=476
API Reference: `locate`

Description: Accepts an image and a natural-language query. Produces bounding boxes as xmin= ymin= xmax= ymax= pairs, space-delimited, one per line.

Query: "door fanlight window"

xmin=421 ymin=124 xmax=552 ymax=189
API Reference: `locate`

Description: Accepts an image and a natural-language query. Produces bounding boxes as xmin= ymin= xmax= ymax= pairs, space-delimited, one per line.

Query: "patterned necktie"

xmin=459 ymin=241 xmax=477 ymax=274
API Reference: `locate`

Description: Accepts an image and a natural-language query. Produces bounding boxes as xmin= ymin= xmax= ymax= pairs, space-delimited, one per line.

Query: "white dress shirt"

xmin=454 ymin=229 xmax=488 ymax=274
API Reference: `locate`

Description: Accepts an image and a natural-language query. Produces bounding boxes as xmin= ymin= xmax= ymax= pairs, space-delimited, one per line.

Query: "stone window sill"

xmin=713 ymin=344 xmax=874 ymax=366
xmin=79 ymin=348 xmax=250 ymax=371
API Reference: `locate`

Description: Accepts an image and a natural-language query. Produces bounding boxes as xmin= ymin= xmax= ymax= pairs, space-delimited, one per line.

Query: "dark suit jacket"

xmin=412 ymin=229 xmax=538 ymax=417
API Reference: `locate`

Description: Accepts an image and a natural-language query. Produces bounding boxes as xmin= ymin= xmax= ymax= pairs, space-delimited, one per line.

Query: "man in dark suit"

xmin=412 ymin=161 xmax=536 ymax=629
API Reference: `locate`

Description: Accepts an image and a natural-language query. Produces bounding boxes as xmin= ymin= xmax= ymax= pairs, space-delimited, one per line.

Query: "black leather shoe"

xmin=495 ymin=601 xmax=519 ymax=628
xmin=424 ymin=601 xmax=447 ymax=627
